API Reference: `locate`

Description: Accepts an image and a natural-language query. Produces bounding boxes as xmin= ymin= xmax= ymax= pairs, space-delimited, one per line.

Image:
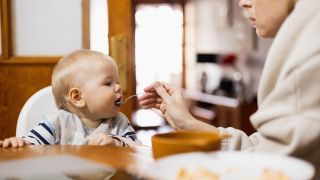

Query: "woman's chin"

xmin=256 ymin=28 xmax=277 ymax=38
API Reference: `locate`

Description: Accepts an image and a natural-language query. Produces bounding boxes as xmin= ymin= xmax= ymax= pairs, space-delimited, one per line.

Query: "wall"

xmin=0 ymin=0 xmax=83 ymax=139
xmin=11 ymin=0 xmax=82 ymax=56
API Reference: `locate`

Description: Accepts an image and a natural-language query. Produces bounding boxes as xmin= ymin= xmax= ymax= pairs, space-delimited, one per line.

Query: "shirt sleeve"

xmin=22 ymin=113 xmax=58 ymax=145
xmin=111 ymin=113 xmax=142 ymax=147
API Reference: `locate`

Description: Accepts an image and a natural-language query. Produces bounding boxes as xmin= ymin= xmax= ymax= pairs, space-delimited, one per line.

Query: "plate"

xmin=149 ymin=151 xmax=315 ymax=180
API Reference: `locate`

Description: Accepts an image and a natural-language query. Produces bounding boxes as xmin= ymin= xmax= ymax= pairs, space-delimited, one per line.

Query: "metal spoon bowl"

xmin=115 ymin=89 xmax=156 ymax=106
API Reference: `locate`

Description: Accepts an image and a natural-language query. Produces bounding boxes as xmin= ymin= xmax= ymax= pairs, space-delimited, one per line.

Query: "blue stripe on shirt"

xmin=31 ymin=129 xmax=50 ymax=145
xmin=122 ymin=131 xmax=136 ymax=137
xmin=39 ymin=123 xmax=54 ymax=136
xmin=122 ymin=131 xmax=137 ymax=141
xmin=27 ymin=135 xmax=41 ymax=144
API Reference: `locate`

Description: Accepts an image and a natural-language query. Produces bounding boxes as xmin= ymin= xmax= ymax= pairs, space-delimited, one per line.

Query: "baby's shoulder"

xmin=43 ymin=110 xmax=79 ymax=125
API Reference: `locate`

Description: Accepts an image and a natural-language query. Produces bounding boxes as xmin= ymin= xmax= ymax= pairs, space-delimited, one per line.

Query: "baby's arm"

xmin=1 ymin=137 xmax=31 ymax=148
xmin=22 ymin=120 xmax=56 ymax=145
xmin=113 ymin=114 xmax=142 ymax=147
xmin=112 ymin=123 xmax=142 ymax=147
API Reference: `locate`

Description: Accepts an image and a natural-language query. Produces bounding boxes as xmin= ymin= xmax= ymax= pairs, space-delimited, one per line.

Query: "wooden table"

xmin=0 ymin=145 xmax=154 ymax=179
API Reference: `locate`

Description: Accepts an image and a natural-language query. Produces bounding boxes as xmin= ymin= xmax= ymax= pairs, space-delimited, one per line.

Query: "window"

xmin=135 ymin=4 xmax=183 ymax=93
xmin=90 ymin=0 xmax=108 ymax=54
xmin=133 ymin=3 xmax=184 ymax=146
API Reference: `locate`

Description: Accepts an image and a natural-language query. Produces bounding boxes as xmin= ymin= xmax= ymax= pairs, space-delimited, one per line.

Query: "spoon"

xmin=115 ymin=89 xmax=156 ymax=106
xmin=115 ymin=93 xmax=141 ymax=106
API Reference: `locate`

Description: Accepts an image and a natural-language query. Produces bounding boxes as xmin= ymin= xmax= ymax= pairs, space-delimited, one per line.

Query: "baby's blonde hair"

xmin=52 ymin=49 xmax=117 ymax=111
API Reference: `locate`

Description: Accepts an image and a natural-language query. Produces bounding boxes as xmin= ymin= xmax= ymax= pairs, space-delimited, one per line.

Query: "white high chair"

xmin=16 ymin=86 xmax=59 ymax=137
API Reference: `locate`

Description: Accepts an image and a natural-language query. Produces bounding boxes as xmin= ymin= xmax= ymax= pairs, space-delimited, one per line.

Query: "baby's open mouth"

xmin=114 ymin=97 xmax=122 ymax=106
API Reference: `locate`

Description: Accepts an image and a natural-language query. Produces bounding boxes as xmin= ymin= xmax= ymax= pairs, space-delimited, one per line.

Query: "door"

xmin=108 ymin=0 xmax=185 ymax=129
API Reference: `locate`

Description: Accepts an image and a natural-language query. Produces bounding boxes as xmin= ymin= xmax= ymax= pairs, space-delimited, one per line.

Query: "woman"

xmin=139 ymin=0 xmax=320 ymax=178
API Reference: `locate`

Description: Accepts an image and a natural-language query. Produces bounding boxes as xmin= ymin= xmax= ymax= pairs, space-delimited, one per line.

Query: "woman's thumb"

xmin=154 ymin=81 xmax=171 ymax=101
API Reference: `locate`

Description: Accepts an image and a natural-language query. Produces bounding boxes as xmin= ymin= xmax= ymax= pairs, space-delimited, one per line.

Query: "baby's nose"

xmin=115 ymin=83 xmax=122 ymax=92
xmin=239 ymin=0 xmax=251 ymax=8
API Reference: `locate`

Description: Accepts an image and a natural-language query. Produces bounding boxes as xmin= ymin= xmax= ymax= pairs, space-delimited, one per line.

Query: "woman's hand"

xmin=139 ymin=81 xmax=220 ymax=133
xmin=1 ymin=137 xmax=30 ymax=148
xmin=88 ymin=133 xmax=117 ymax=146
xmin=138 ymin=81 xmax=195 ymax=129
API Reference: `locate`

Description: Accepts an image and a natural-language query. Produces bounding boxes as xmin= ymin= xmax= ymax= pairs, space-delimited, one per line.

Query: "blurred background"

xmin=0 ymin=0 xmax=273 ymax=146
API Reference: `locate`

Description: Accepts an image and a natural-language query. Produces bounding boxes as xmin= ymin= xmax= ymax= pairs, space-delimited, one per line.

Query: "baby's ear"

xmin=69 ymin=88 xmax=85 ymax=108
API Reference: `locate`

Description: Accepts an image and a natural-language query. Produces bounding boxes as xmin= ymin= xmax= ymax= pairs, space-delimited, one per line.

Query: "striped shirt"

xmin=22 ymin=110 xmax=141 ymax=147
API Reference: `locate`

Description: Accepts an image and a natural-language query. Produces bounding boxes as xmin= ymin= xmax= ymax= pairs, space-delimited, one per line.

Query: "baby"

xmin=0 ymin=49 xmax=141 ymax=147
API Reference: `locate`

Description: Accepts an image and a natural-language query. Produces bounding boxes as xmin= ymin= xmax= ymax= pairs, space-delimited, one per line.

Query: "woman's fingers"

xmin=159 ymin=103 xmax=167 ymax=114
xmin=143 ymin=82 xmax=157 ymax=92
xmin=162 ymin=82 xmax=175 ymax=95
xmin=154 ymin=82 xmax=171 ymax=102
xmin=139 ymin=97 xmax=160 ymax=106
xmin=164 ymin=113 xmax=177 ymax=129
xmin=139 ymin=97 xmax=162 ymax=108
xmin=138 ymin=92 xmax=159 ymax=102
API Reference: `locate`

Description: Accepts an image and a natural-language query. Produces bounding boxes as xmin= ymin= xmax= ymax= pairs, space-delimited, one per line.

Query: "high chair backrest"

xmin=16 ymin=86 xmax=59 ymax=137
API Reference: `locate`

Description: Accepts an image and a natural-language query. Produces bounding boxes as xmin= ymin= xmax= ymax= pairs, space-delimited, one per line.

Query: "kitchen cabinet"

xmin=185 ymin=90 xmax=257 ymax=135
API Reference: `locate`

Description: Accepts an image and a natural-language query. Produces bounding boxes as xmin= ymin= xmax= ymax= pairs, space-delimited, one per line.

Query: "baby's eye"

xmin=105 ymin=82 xmax=112 ymax=86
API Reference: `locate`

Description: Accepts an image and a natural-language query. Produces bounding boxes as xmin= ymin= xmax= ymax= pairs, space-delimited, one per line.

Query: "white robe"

xmin=219 ymin=0 xmax=320 ymax=178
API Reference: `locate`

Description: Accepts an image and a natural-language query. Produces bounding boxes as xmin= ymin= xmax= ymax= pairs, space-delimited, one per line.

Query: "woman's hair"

xmin=52 ymin=49 xmax=117 ymax=111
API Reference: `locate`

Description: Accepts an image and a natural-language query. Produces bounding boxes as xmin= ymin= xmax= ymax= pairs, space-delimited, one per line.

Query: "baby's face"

xmin=78 ymin=60 xmax=122 ymax=120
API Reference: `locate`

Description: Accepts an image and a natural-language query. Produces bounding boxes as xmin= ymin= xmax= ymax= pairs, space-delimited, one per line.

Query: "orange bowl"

xmin=152 ymin=130 xmax=227 ymax=159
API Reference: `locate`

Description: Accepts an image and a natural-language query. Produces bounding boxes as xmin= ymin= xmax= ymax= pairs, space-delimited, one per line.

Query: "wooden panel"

xmin=108 ymin=0 xmax=136 ymax=119
xmin=135 ymin=0 xmax=185 ymax=4
xmin=82 ymin=0 xmax=90 ymax=49
xmin=1 ymin=56 xmax=60 ymax=64
xmin=0 ymin=63 xmax=55 ymax=139
xmin=0 ymin=0 xmax=12 ymax=60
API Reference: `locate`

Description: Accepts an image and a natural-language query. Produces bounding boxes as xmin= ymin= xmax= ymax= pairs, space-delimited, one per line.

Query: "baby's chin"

xmin=113 ymin=111 xmax=120 ymax=116
xmin=105 ymin=111 xmax=120 ymax=119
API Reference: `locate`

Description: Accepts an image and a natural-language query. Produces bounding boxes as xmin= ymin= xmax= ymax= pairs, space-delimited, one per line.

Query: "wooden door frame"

xmin=0 ymin=0 xmax=12 ymax=60
xmin=108 ymin=0 xmax=136 ymax=118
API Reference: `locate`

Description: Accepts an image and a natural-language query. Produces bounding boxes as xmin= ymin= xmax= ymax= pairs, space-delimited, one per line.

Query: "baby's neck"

xmin=68 ymin=108 xmax=103 ymax=128
xmin=80 ymin=117 xmax=103 ymax=129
